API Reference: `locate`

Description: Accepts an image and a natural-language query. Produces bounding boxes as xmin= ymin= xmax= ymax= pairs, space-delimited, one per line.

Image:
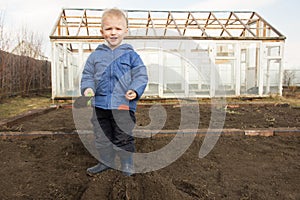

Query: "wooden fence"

xmin=0 ymin=50 xmax=51 ymax=99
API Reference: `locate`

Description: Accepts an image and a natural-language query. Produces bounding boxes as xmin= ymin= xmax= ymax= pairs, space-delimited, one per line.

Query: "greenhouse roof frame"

xmin=50 ymin=8 xmax=286 ymax=50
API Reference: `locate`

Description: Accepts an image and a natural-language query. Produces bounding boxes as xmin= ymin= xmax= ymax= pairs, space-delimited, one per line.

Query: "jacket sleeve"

xmin=80 ymin=54 xmax=95 ymax=95
xmin=129 ymin=53 xmax=148 ymax=99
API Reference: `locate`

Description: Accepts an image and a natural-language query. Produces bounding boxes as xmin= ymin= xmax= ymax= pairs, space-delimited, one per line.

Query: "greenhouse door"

xmin=261 ymin=43 xmax=284 ymax=95
xmin=239 ymin=43 xmax=260 ymax=95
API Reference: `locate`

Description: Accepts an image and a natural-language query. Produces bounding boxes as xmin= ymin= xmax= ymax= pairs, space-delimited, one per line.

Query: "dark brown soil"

xmin=2 ymin=101 xmax=300 ymax=132
xmin=0 ymin=134 xmax=299 ymax=199
xmin=0 ymin=98 xmax=300 ymax=199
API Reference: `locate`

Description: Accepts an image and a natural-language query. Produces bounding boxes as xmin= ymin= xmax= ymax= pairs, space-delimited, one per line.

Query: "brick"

xmin=245 ymin=129 xmax=274 ymax=137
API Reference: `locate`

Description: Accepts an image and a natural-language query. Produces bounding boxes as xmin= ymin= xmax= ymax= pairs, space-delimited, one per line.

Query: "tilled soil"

xmin=0 ymin=100 xmax=299 ymax=199
xmin=2 ymin=102 xmax=300 ymax=132
xmin=0 ymin=134 xmax=299 ymax=199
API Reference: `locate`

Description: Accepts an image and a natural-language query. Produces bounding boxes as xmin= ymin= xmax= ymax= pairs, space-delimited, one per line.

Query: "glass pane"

xmin=216 ymin=43 xmax=235 ymax=57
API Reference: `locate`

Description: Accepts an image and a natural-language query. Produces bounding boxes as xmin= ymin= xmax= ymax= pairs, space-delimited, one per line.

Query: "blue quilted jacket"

xmin=80 ymin=44 xmax=148 ymax=112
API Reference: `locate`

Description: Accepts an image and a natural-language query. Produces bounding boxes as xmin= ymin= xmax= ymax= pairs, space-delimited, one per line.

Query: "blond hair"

xmin=101 ymin=8 xmax=128 ymax=27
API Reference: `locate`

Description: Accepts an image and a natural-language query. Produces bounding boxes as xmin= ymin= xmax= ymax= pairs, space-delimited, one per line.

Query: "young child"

xmin=80 ymin=8 xmax=148 ymax=176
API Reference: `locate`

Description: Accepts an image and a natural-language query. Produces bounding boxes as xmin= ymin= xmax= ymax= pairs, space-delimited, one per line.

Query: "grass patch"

xmin=0 ymin=96 xmax=52 ymax=120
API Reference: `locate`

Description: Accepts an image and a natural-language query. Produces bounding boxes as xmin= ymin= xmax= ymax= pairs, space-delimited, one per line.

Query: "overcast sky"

xmin=0 ymin=0 xmax=298 ymax=69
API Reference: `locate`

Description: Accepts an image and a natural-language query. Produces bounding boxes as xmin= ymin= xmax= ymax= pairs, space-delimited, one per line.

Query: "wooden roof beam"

xmin=202 ymin=12 xmax=212 ymax=36
xmin=145 ymin=11 xmax=157 ymax=36
xmin=210 ymin=12 xmax=232 ymax=37
xmin=189 ymin=13 xmax=209 ymax=37
xmin=50 ymin=9 xmax=286 ymax=40
xmin=50 ymin=9 xmax=64 ymax=36
xmin=163 ymin=13 xmax=171 ymax=36
xmin=62 ymin=10 xmax=71 ymax=37
xmin=220 ymin=12 xmax=233 ymax=36
xmin=83 ymin=10 xmax=90 ymax=37
xmin=231 ymin=12 xmax=256 ymax=37
xmin=75 ymin=9 xmax=86 ymax=36
xmin=169 ymin=12 xmax=183 ymax=36
xmin=183 ymin=12 xmax=191 ymax=36
xmin=253 ymin=12 xmax=285 ymax=38
xmin=240 ymin=12 xmax=255 ymax=37
xmin=163 ymin=12 xmax=183 ymax=36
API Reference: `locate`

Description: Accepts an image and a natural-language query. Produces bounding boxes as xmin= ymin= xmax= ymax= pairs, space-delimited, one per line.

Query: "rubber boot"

xmin=86 ymin=149 xmax=115 ymax=176
xmin=119 ymin=152 xmax=134 ymax=176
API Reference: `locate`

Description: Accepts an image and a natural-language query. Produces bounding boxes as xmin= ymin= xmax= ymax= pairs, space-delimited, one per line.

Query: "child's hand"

xmin=84 ymin=88 xmax=95 ymax=97
xmin=125 ymin=90 xmax=137 ymax=100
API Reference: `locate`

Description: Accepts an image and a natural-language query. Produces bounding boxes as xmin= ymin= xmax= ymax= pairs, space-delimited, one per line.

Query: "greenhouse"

xmin=49 ymin=8 xmax=286 ymax=99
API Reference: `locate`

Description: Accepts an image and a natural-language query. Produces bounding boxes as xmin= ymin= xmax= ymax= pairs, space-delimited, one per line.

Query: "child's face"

xmin=101 ymin=16 xmax=128 ymax=49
